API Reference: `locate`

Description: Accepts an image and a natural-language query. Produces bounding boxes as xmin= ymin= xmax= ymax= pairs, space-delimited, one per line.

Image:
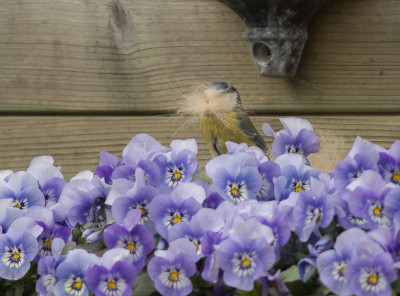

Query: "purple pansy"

xmin=275 ymin=154 xmax=321 ymax=196
xmin=149 ymin=183 xmax=205 ymax=240
xmin=94 ymin=151 xmax=122 ymax=185
xmin=192 ymin=180 xmax=225 ymax=210
xmin=0 ymin=171 xmax=45 ymax=211
xmin=226 ymin=141 xmax=269 ymax=165
xmin=263 ymin=117 xmax=320 ymax=164
xmin=369 ymin=219 xmax=400 ymax=262
xmin=148 ymin=238 xmax=197 ymax=296
xmin=54 ymin=249 xmax=100 ymax=296
xmin=86 ymin=248 xmax=137 ymax=296
xmin=108 ymin=168 xmax=160 ymax=234
xmin=216 ymin=218 xmax=276 ymax=291
xmin=377 ymin=140 xmax=400 ymax=185
xmin=153 ymin=139 xmax=199 ymax=194
xmin=103 ymin=210 xmax=155 ymax=272
xmin=27 ymin=156 xmax=67 ymax=208
xmin=205 ymin=153 xmax=262 ymax=204
xmin=293 ymin=178 xmax=335 ymax=242
xmin=256 ymin=161 xmax=281 ymax=201
xmin=25 ymin=206 xmax=70 ymax=260
xmin=334 ymin=136 xmax=381 ymax=192
xmin=168 ymin=208 xmax=225 ymax=261
xmin=201 ymin=230 xmax=224 ymax=283
xmin=317 ymin=228 xmax=385 ymax=296
xmin=0 ymin=199 xmax=25 ymax=234
xmin=346 ymin=252 xmax=397 ymax=296
xmin=0 ymin=217 xmax=43 ymax=280
xmin=261 ymin=270 xmax=289 ymax=296
xmin=346 ymin=170 xmax=394 ymax=229
xmin=36 ymin=238 xmax=66 ymax=296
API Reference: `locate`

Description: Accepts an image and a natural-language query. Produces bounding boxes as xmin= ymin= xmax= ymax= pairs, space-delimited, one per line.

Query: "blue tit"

xmin=200 ymin=82 xmax=267 ymax=157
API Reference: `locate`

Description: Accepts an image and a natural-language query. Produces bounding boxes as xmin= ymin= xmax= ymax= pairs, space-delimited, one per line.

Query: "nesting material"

xmin=176 ymin=83 xmax=243 ymax=124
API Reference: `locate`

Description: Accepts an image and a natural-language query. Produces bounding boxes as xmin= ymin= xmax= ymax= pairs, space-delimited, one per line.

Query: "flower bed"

xmin=1 ymin=117 xmax=400 ymax=296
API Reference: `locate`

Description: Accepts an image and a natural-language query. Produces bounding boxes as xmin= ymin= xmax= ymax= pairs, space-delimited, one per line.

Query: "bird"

xmin=177 ymin=82 xmax=267 ymax=157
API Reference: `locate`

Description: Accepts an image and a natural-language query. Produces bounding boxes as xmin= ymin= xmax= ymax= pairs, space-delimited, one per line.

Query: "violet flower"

xmin=317 ymin=228 xmax=385 ymax=296
xmin=0 ymin=171 xmax=45 ymax=211
xmin=0 ymin=217 xmax=43 ymax=280
xmin=93 ymin=151 xmax=122 ymax=185
xmin=378 ymin=140 xmax=400 ymax=185
xmin=201 ymin=230 xmax=224 ymax=283
xmin=85 ymin=248 xmax=137 ymax=296
xmin=27 ymin=156 xmax=67 ymax=208
xmin=293 ymin=178 xmax=335 ymax=242
xmin=154 ymin=139 xmax=199 ymax=193
xmin=54 ymin=249 xmax=100 ymax=296
xmin=263 ymin=117 xmax=320 ymax=164
xmin=346 ymin=252 xmax=397 ymax=296
xmin=192 ymin=180 xmax=225 ymax=210
xmin=216 ymin=218 xmax=276 ymax=291
xmin=25 ymin=206 xmax=70 ymax=260
xmin=36 ymin=238 xmax=66 ymax=296
xmin=205 ymin=152 xmax=262 ymax=204
xmin=148 ymin=238 xmax=197 ymax=296
xmin=149 ymin=183 xmax=205 ymax=239
xmin=103 ymin=210 xmax=155 ymax=272
xmin=168 ymin=208 xmax=225 ymax=261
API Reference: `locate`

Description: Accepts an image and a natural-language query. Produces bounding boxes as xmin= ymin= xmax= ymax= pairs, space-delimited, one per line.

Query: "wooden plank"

xmin=0 ymin=0 xmax=399 ymax=113
xmin=0 ymin=116 xmax=399 ymax=180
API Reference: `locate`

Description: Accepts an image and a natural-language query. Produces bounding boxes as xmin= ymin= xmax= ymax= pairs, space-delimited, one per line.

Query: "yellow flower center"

xmin=368 ymin=274 xmax=378 ymax=284
xmin=169 ymin=271 xmax=178 ymax=281
xmin=44 ymin=239 xmax=52 ymax=248
xmin=14 ymin=203 xmax=21 ymax=209
xmin=295 ymin=184 xmax=302 ymax=192
xmin=373 ymin=206 xmax=381 ymax=215
xmin=74 ymin=278 xmax=82 ymax=289
xmin=137 ymin=206 xmax=145 ymax=215
xmin=174 ymin=171 xmax=181 ymax=180
xmin=193 ymin=241 xmax=199 ymax=250
xmin=231 ymin=188 xmax=238 ymax=196
xmin=13 ymin=252 xmax=20 ymax=260
xmin=173 ymin=214 xmax=181 ymax=224
xmin=107 ymin=280 xmax=116 ymax=289
xmin=393 ymin=172 xmax=400 ymax=182
xmin=127 ymin=242 xmax=135 ymax=251
xmin=242 ymin=257 xmax=250 ymax=267
xmin=340 ymin=266 xmax=346 ymax=275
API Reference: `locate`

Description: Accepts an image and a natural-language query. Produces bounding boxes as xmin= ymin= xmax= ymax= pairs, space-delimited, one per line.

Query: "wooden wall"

xmin=1 ymin=0 xmax=399 ymax=179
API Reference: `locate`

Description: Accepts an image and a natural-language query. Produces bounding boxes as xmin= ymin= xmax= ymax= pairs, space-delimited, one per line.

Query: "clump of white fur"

xmin=176 ymin=84 xmax=243 ymax=124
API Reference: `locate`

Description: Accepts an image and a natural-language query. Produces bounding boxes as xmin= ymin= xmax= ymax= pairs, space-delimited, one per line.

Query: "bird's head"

xmin=177 ymin=82 xmax=243 ymax=120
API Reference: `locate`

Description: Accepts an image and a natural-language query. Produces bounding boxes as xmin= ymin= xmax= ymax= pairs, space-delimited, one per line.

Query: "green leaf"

xmin=61 ymin=241 xmax=77 ymax=255
xmin=132 ymin=272 xmax=156 ymax=296
xmin=392 ymin=276 xmax=400 ymax=293
xmin=76 ymin=240 xmax=106 ymax=253
xmin=192 ymin=169 xmax=212 ymax=184
xmin=281 ymin=265 xmax=300 ymax=283
xmin=15 ymin=286 xmax=23 ymax=296
xmin=319 ymin=284 xmax=331 ymax=295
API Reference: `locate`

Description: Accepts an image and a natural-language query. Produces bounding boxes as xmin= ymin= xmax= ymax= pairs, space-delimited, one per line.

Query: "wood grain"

xmin=0 ymin=0 xmax=399 ymax=113
xmin=1 ymin=116 xmax=399 ymax=180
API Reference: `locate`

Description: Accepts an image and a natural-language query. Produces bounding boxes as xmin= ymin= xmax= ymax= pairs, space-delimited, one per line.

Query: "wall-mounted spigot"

xmin=217 ymin=0 xmax=330 ymax=77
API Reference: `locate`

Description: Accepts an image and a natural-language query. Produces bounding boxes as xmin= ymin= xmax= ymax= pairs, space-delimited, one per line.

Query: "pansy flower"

xmin=149 ymin=183 xmax=205 ymax=239
xmin=25 ymin=206 xmax=70 ymax=260
xmin=108 ymin=168 xmax=160 ymax=234
xmin=168 ymin=208 xmax=225 ymax=261
xmin=154 ymin=139 xmax=199 ymax=193
xmin=0 ymin=217 xmax=43 ymax=280
xmin=347 ymin=170 xmax=394 ymax=229
xmin=103 ymin=209 xmax=155 ymax=272
xmin=0 ymin=171 xmax=45 ymax=211
xmin=261 ymin=270 xmax=289 ymax=296
xmin=148 ymin=238 xmax=197 ymax=296
xmin=293 ymin=178 xmax=335 ymax=242
xmin=205 ymin=152 xmax=262 ymax=204
xmin=54 ymin=249 xmax=100 ymax=296
xmin=263 ymin=117 xmax=320 ymax=164
xmin=317 ymin=228 xmax=385 ymax=296
xmin=36 ymin=238 xmax=66 ymax=296
xmin=192 ymin=180 xmax=224 ymax=210
xmin=378 ymin=140 xmax=400 ymax=185
xmin=93 ymin=151 xmax=122 ymax=185
xmin=27 ymin=156 xmax=67 ymax=208
xmin=275 ymin=154 xmax=321 ymax=195
xmin=86 ymin=248 xmax=137 ymax=296
xmin=216 ymin=218 xmax=276 ymax=291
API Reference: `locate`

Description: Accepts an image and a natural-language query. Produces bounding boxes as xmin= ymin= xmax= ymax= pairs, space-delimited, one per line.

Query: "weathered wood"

xmin=0 ymin=0 xmax=399 ymax=113
xmin=1 ymin=116 xmax=399 ymax=180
